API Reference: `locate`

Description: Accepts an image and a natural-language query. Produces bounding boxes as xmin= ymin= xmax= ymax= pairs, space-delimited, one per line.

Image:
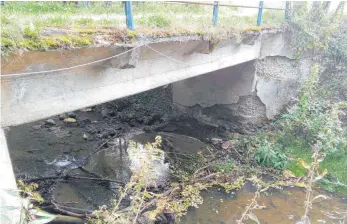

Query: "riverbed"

xmin=5 ymin=90 xmax=347 ymax=224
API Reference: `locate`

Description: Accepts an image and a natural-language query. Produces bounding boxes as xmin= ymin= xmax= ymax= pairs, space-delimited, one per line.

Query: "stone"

xmin=221 ymin=140 xmax=234 ymax=150
xmin=26 ymin=148 xmax=43 ymax=153
xmin=78 ymin=118 xmax=91 ymax=127
xmin=101 ymin=109 xmax=109 ymax=118
xmin=67 ymin=112 xmax=77 ymax=118
xmin=58 ymin=113 xmax=68 ymax=120
xmin=162 ymin=124 xmax=177 ymax=132
xmin=98 ymin=132 xmax=109 ymax=139
xmin=80 ymin=107 xmax=93 ymax=112
xmin=32 ymin=125 xmax=42 ymax=130
xmin=83 ymin=133 xmax=88 ymax=140
xmin=63 ymin=118 xmax=77 ymax=123
xmin=108 ymin=111 xmax=116 ymax=117
xmin=45 ymin=119 xmax=56 ymax=126
xmin=108 ymin=130 xmax=116 ymax=137
xmin=211 ymin=137 xmax=223 ymax=145
xmin=229 ymin=132 xmax=241 ymax=139
xmin=114 ymin=124 xmax=123 ymax=130
xmin=49 ymin=127 xmax=71 ymax=138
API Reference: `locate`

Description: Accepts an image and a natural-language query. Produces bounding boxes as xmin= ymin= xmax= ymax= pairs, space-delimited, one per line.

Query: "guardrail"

xmin=124 ymin=1 xmax=290 ymax=30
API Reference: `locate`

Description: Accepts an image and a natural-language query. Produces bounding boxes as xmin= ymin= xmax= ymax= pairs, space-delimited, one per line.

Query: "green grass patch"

xmin=23 ymin=27 xmax=40 ymax=39
xmin=138 ymin=14 xmax=172 ymax=28
xmin=1 ymin=1 xmax=285 ymax=54
xmin=74 ymin=18 xmax=95 ymax=27
xmin=70 ymin=35 xmax=92 ymax=47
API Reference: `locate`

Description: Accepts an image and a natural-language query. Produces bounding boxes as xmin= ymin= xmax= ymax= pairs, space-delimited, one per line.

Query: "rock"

xmin=61 ymin=146 xmax=73 ymax=154
xmin=143 ymin=116 xmax=151 ymax=125
xmin=144 ymin=114 xmax=161 ymax=125
xmin=222 ymin=140 xmax=234 ymax=150
xmin=45 ymin=119 xmax=56 ymax=126
xmin=67 ymin=112 xmax=77 ymax=118
xmin=162 ymin=124 xmax=177 ymax=132
xmin=128 ymin=142 xmax=169 ymax=187
xmin=64 ymin=118 xmax=77 ymax=123
xmin=160 ymin=114 xmax=169 ymax=122
xmin=83 ymin=133 xmax=88 ymax=140
xmin=78 ymin=119 xmax=91 ymax=127
xmin=26 ymin=148 xmax=43 ymax=153
xmin=101 ymin=109 xmax=109 ymax=118
xmin=211 ymin=137 xmax=223 ymax=145
xmin=114 ymin=124 xmax=123 ymax=130
xmin=127 ymin=113 xmax=135 ymax=120
xmin=58 ymin=113 xmax=68 ymax=120
xmin=49 ymin=127 xmax=71 ymax=138
xmin=229 ymin=132 xmax=241 ymax=139
xmin=108 ymin=130 xmax=116 ymax=137
xmin=32 ymin=125 xmax=42 ymax=130
xmin=137 ymin=211 xmax=154 ymax=224
xmin=108 ymin=111 xmax=116 ymax=117
xmin=80 ymin=107 xmax=93 ymax=112
xmin=98 ymin=132 xmax=109 ymax=139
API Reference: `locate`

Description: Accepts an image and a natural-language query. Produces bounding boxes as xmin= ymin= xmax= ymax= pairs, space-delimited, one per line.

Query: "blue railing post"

xmin=213 ymin=1 xmax=219 ymax=25
xmin=285 ymin=1 xmax=290 ymax=20
xmin=257 ymin=1 xmax=263 ymax=26
xmin=125 ymin=1 xmax=134 ymax=30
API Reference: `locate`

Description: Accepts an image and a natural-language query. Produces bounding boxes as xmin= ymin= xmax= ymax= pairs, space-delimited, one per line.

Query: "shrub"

xmin=254 ymin=140 xmax=287 ymax=170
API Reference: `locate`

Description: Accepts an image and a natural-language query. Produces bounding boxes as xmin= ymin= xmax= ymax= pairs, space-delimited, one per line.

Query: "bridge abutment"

xmin=0 ymin=129 xmax=22 ymax=224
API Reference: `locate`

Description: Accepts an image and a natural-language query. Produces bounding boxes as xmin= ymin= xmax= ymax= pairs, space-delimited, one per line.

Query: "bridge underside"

xmin=1 ymin=32 xmax=291 ymax=127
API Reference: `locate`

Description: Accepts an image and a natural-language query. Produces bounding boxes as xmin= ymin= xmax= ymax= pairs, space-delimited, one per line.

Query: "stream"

xmin=5 ymin=99 xmax=347 ymax=223
xmin=182 ymin=183 xmax=347 ymax=224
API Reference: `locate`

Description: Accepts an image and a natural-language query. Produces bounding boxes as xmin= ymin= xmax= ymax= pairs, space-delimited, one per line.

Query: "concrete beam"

xmin=0 ymin=129 xmax=22 ymax=224
xmin=1 ymin=39 xmax=261 ymax=127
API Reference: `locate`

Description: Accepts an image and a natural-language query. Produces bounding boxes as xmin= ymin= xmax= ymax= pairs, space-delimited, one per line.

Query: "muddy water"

xmin=5 ymin=106 xmax=347 ymax=223
xmin=182 ymin=182 xmax=347 ymax=224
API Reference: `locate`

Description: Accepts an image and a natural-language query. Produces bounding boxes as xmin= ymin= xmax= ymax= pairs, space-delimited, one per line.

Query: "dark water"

xmin=6 ymin=114 xmax=347 ymax=223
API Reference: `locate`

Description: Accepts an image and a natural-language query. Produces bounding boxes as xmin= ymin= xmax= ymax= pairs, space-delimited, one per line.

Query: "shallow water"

xmin=181 ymin=182 xmax=347 ymax=224
xmin=6 ymin=119 xmax=347 ymax=223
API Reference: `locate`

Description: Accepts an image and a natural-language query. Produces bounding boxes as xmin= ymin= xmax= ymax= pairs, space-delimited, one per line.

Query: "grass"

xmin=1 ymin=1 xmax=285 ymax=54
xmin=286 ymin=140 xmax=347 ymax=194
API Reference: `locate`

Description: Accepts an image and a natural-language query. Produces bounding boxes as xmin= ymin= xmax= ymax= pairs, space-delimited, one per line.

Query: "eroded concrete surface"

xmin=172 ymin=55 xmax=312 ymax=132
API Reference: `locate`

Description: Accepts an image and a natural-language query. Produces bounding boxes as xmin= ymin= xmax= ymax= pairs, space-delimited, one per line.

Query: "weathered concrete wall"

xmin=1 ymin=37 xmax=263 ymax=127
xmin=173 ymin=61 xmax=256 ymax=107
xmin=172 ymin=54 xmax=312 ymax=131
xmin=255 ymin=57 xmax=312 ymax=119
xmin=172 ymin=61 xmax=267 ymax=132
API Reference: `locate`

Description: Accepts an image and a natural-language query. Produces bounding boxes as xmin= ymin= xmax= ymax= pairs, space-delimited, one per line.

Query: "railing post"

xmin=285 ymin=1 xmax=290 ymax=20
xmin=213 ymin=1 xmax=219 ymax=25
xmin=257 ymin=1 xmax=263 ymax=26
xmin=125 ymin=1 xmax=134 ymax=30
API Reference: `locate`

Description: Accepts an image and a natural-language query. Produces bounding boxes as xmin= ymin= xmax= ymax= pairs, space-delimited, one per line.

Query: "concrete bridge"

xmin=1 ymin=31 xmax=293 ymax=127
xmin=1 ymin=31 xmax=306 ymax=223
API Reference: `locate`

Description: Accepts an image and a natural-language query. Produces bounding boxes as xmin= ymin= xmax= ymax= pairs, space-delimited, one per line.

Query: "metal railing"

xmin=124 ymin=1 xmax=290 ymax=30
